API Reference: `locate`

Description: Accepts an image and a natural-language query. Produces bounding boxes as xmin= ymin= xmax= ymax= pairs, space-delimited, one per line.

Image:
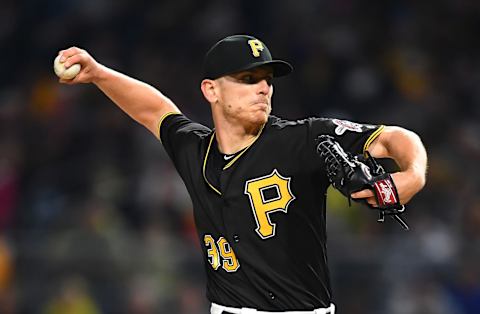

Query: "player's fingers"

xmin=57 ymin=47 xmax=86 ymax=66
xmin=351 ymin=189 xmax=374 ymax=199
xmin=59 ymin=78 xmax=76 ymax=84
xmin=58 ymin=46 xmax=82 ymax=59
xmin=63 ymin=53 xmax=85 ymax=68
xmin=56 ymin=48 xmax=100 ymax=84
xmin=365 ymin=197 xmax=378 ymax=207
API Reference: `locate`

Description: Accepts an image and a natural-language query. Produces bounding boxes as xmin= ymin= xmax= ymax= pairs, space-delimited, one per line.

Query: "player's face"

xmin=216 ymin=66 xmax=274 ymax=127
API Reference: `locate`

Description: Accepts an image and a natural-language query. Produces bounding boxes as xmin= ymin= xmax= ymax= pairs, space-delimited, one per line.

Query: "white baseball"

xmin=53 ymin=55 xmax=81 ymax=80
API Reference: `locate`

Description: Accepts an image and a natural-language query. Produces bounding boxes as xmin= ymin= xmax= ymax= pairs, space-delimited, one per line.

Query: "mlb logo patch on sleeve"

xmin=332 ymin=119 xmax=363 ymax=135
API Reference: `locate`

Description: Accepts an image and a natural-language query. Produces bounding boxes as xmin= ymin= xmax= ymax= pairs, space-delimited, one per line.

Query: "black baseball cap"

xmin=203 ymin=35 xmax=293 ymax=79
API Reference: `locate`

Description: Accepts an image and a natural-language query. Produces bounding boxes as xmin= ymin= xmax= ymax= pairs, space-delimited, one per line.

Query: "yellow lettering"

xmin=204 ymin=235 xmax=240 ymax=272
xmin=248 ymin=39 xmax=264 ymax=57
xmin=204 ymin=234 xmax=220 ymax=270
xmin=245 ymin=169 xmax=295 ymax=239
xmin=217 ymin=237 xmax=240 ymax=272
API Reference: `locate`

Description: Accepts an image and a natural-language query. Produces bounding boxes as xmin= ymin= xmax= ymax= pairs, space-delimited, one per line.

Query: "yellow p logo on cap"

xmin=248 ymin=39 xmax=264 ymax=57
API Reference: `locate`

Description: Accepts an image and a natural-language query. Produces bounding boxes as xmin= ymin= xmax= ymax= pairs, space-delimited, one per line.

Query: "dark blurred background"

xmin=1 ymin=0 xmax=480 ymax=313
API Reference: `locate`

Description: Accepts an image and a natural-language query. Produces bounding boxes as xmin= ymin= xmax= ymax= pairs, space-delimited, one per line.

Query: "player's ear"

xmin=201 ymin=79 xmax=218 ymax=103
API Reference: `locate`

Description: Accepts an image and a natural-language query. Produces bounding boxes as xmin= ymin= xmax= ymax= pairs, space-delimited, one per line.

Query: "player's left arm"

xmin=352 ymin=126 xmax=428 ymax=206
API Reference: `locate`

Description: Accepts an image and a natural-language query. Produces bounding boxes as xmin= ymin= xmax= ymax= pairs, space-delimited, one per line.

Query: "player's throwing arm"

xmin=54 ymin=47 xmax=180 ymax=138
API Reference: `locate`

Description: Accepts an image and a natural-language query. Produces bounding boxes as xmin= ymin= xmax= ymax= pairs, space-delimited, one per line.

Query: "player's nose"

xmin=257 ymin=79 xmax=271 ymax=95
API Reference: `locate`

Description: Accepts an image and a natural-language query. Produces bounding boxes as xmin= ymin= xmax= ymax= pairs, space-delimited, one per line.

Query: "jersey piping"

xmin=202 ymin=133 xmax=222 ymax=195
xmin=202 ymin=123 xmax=266 ymax=195
xmin=363 ymin=124 xmax=385 ymax=154
xmin=157 ymin=111 xmax=182 ymax=141
xmin=223 ymin=123 xmax=266 ymax=170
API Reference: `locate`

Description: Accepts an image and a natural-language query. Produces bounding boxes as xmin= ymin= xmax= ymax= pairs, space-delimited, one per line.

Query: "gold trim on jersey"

xmin=202 ymin=124 xmax=266 ymax=195
xmin=223 ymin=124 xmax=266 ymax=170
xmin=363 ymin=125 xmax=385 ymax=154
xmin=203 ymin=133 xmax=222 ymax=195
xmin=157 ymin=111 xmax=181 ymax=141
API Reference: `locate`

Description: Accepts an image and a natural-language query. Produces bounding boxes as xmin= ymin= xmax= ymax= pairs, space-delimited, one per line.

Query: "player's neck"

xmin=213 ymin=117 xmax=264 ymax=154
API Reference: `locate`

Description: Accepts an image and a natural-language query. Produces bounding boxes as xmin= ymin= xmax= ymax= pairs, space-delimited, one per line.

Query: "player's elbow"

xmin=381 ymin=126 xmax=424 ymax=153
xmin=384 ymin=126 xmax=428 ymax=183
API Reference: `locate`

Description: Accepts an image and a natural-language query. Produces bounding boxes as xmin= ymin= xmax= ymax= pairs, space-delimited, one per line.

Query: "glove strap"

xmin=371 ymin=173 xmax=410 ymax=230
xmin=372 ymin=174 xmax=400 ymax=209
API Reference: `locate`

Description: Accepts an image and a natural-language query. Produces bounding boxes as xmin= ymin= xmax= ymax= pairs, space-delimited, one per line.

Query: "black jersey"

xmin=160 ymin=113 xmax=383 ymax=311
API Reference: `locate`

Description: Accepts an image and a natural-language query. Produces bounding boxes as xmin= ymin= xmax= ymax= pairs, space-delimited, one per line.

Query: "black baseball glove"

xmin=316 ymin=135 xmax=409 ymax=230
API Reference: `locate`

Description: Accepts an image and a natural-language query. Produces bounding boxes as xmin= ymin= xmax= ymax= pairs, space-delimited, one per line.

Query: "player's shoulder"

xmin=267 ymin=116 xmax=337 ymax=135
xmin=269 ymin=115 xmax=379 ymax=132
xmin=160 ymin=112 xmax=213 ymax=145
xmin=163 ymin=113 xmax=212 ymax=134
xmin=268 ymin=115 xmax=316 ymax=129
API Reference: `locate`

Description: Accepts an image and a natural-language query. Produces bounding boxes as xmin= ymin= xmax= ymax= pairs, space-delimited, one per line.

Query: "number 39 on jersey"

xmin=204 ymin=235 xmax=240 ymax=272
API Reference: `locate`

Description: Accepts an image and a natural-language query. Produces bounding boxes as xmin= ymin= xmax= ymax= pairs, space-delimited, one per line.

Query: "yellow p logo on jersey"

xmin=248 ymin=39 xmax=264 ymax=57
xmin=245 ymin=169 xmax=296 ymax=239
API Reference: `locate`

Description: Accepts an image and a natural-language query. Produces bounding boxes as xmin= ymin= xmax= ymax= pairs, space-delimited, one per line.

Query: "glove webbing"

xmin=317 ymin=137 xmax=357 ymax=201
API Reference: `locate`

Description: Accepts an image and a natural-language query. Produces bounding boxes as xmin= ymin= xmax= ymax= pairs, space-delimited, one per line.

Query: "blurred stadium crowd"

xmin=1 ymin=0 xmax=479 ymax=313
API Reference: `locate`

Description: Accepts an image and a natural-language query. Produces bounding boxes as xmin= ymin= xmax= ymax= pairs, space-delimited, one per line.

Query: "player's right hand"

xmin=56 ymin=47 xmax=103 ymax=85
